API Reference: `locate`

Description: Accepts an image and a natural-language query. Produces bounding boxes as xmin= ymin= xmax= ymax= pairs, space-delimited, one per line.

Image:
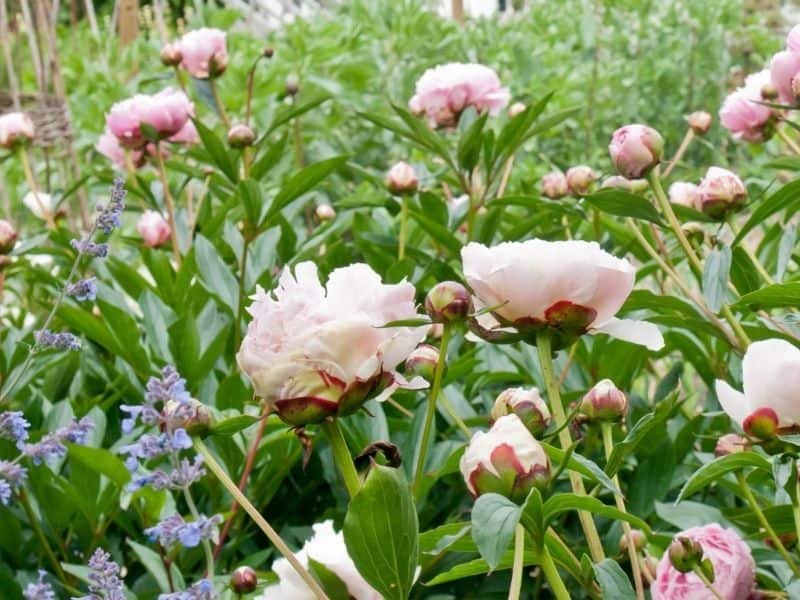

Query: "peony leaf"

xmin=583 ymin=190 xmax=664 ymax=225
xmin=702 ymin=246 xmax=731 ymax=313
xmin=593 ymin=559 xmax=635 ymax=600
xmin=470 ymin=493 xmax=521 ymax=571
xmin=677 ymin=451 xmax=771 ymax=501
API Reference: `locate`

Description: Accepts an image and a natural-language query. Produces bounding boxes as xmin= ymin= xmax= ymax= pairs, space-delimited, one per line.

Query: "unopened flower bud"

xmin=743 ymin=407 xmax=779 ymax=439
xmin=540 ymin=171 xmax=568 ymax=199
xmin=227 ymin=124 xmax=255 ymax=148
xmin=0 ymin=220 xmax=17 ymax=254
xmin=565 ymin=165 xmax=597 ymax=196
xmin=263 ymin=47 xmax=274 ymax=58
xmin=231 ymin=566 xmax=257 ymax=593
xmin=619 ymin=529 xmax=647 ymax=554
xmin=286 ymin=74 xmax=300 ymax=96
xmin=163 ymin=398 xmax=212 ymax=435
xmin=668 ymin=536 xmax=704 ymax=573
xmin=698 ymin=167 xmax=747 ymax=219
xmin=508 ymin=102 xmax=526 ymax=118
xmin=425 ymin=281 xmax=471 ymax=323
xmin=315 ymin=204 xmax=335 ymax=221
xmin=761 ymin=83 xmax=778 ymax=100
xmin=609 ymin=124 xmax=664 ymax=179
xmin=405 ymin=344 xmax=440 ymax=381
xmin=491 ymin=387 xmax=551 ymax=437
xmin=579 ymin=379 xmax=628 ymax=422
xmin=715 ymin=433 xmax=749 ymax=457
xmin=669 ymin=182 xmax=702 ymax=210
xmin=386 ymin=161 xmax=419 ymax=194
xmin=687 ymin=111 xmax=712 ymax=135
xmin=160 ymin=43 xmax=182 ymax=66
xmin=0 ymin=112 xmax=35 ymax=149
xmin=601 ymin=175 xmax=649 ymax=193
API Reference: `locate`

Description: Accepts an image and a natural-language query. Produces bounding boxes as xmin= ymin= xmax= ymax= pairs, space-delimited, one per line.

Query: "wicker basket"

xmin=0 ymin=91 xmax=73 ymax=149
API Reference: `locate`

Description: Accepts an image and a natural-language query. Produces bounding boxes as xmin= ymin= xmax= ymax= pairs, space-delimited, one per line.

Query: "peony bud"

xmin=227 ymin=123 xmax=255 ymax=148
xmin=230 ymin=566 xmax=257 ymax=594
xmin=163 ymin=398 xmax=212 ymax=435
xmin=460 ymin=414 xmax=551 ymax=503
xmin=405 ymin=344 xmax=440 ymax=382
xmin=508 ymin=102 xmax=526 ymax=118
xmin=698 ymin=166 xmax=747 ymax=218
xmin=425 ymin=281 xmax=472 ymax=323
xmin=742 ymin=407 xmax=779 ymax=439
xmin=315 ymin=204 xmax=335 ymax=221
xmin=715 ymin=433 xmax=749 ymax=457
xmin=579 ymin=379 xmax=627 ymax=422
xmin=565 ymin=165 xmax=597 ymax=196
xmin=263 ymin=47 xmax=275 ymax=58
xmin=668 ymin=182 xmax=702 ymax=209
xmin=386 ymin=161 xmax=419 ymax=194
xmin=491 ymin=387 xmax=551 ymax=437
xmin=540 ymin=171 xmax=569 ymax=199
xmin=160 ymin=43 xmax=183 ymax=66
xmin=687 ymin=111 xmax=712 ymax=135
xmin=601 ymin=175 xmax=648 ymax=193
xmin=619 ymin=529 xmax=647 ymax=554
xmin=286 ymin=74 xmax=300 ymax=96
xmin=0 ymin=112 xmax=35 ymax=149
xmin=609 ymin=124 xmax=664 ymax=179
xmin=137 ymin=211 xmax=171 ymax=248
xmin=762 ymin=83 xmax=778 ymax=100
xmin=668 ymin=536 xmax=704 ymax=573
xmin=176 ymin=28 xmax=228 ymax=79
xmin=0 ymin=220 xmax=17 ymax=254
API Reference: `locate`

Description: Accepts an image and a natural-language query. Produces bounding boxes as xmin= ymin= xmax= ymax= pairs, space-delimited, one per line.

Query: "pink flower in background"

xmin=540 ymin=171 xmax=568 ymax=199
xmin=96 ymin=129 xmax=144 ymax=169
xmin=177 ymin=28 xmax=228 ymax=79
xmin=652 ymin=524 xmax=754 ymax=600
xmin=608 ymin=124 xmax=664 ymax=179
xmin=409 ymin=63 xmax=510 ymax=128
xmin=698 ymin=166 xmax=747 ymax=217
xmin=106 ymin=88 xmax=194 ymax=148
xmin=0 ymin=219 xmax=17 ymax=254
xmin=169 ymin=120 xmax=198 ymax=145
xmin=137 ymin=210 xmax=171 ymax=248
xmin=386 ymin=161 xmax=419 ymax=193
xmin=0 ymin=112 xmax=35 ymax=149
xmin=789 ymin=25 xmax=800 ymax=52
xmin=687 ymin=111 xmax=713 ymax=135
xmin=771 ymin=50 xmax=800 ymax=104
xmin=668 ymin=182 xmax=702 ymax=209
xmin=719 ymin=70 xmax=773 ymax=141
xmin=236 ymin=262 xmax=427 ymax=425
xmin=565 ymin=165 xmax=597 ymax=196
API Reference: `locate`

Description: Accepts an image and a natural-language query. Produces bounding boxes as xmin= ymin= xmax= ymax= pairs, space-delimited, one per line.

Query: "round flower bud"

xmin=715 ymin=433 xmax=749 ymax=457
xmin=609 ymin=124 xmax=664 ymax=179
xmin=0 ymin=219 xmax=17 ymax=254
xmin=263 ymin=47 xmax=275 ymax=58
xmin=668 ymin=536 xmax=704 ymax=573
xmin=698 ymin=166 xmax=747 ymax=219
xmin=762 ymin=82 xmax=778 ymax=100
xmin=508 ymin=102 xmax=526 ymax=118
xmin=386 ymin=161 xmax=419 ymax=194
xmin=565 ymin=165 xmax=597 ymax=196
xmin=687 ymin=111 xmax=712 ymax=135
xmin=160 ymin=43 xmax=183 ymax=67
xmin=231 ymin=566 xmax=257 ymax=594
xmin=579 ymin=379 xmax=628 ymax=422
xmin=491 ymin=387 xmax=551 ymax=437
xmin=177 ymin=28 xmax=228 ymax=79
xmin=540 ymin=171 xmax=568 ymax=199
xmin=425 ymin=281 xmax=472 ymax=324
xmin=619 ymin=529 xmax=647 ymax=554
xmin=163 ymin=398 xmax=213 ymax=435
xmin=0 ymin=112 xmax=35 ymax=149
xmin=405 ymin=344 xmax=440 ymax=382
xmin=743 ymin=406 xmax=779 ymax=440
xmin=227 ymin=124 xmax=255 ymax=148
xmin=668 ymin=182 xmax=701 ymax=210
xmin=315 ymin=204 xmax=335 ymax=221
xmin=459 ymin=414 xmax=551 ymax=503
xmin=286 ymin=74 xmax=300 ymax=96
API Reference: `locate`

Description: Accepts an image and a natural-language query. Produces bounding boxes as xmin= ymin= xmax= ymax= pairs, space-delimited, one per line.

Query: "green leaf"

xmin=471 ymin=493 xmax=521 ymax=570
xmin=734 ymin=180 xmax=800 ymax=245
xmin=192 ymin=118 xmax=238 ymax=182
xmin=606 ymin=395 xmax=677 ymax=476
xmin=236 ymin=179 xmax=263 ymax=225
xmin=68 ymin=445 xmax=131 ymax=488
xmin=309 ymin=558 xmax=352 ymax=600
xmin=519 ymin=487 xmax=545 ymax=548
xmin=777 ymin=224 xmax=797 ymax=281
xmin=343 ymin=465 xmax=419 ymax=600
xmin=251 ymin=133 xmax=289 ymax=181
xmin=702 ymin=246 xmax=731 ymax=313
xmin=583 ymin=190 xmax=663 ymax=225
xmin=265 ymin=94 xmax=331 ymax=136
xmin=406 ymin=207 xmax=462 ymax=255
xmin=733 ymin=281 xmax=800 ymax=310
xmin=543 ymin=443 xmax=619 ymax=495
xmin=542 ymin=494 xmax=651 ymax=533
xmin=211 ymin=415 xmax=259 ymax=436
xmin=194 ymin=234 xmax=239 ymax=313
xmin=127 ymin=539 xmax=178 ymax=593
xmin=423 ymin=551 xmax=539 ymax=585
xmin=677 ymin=451 xmax=771 ymax=500
xmin=457 ymin=113 xmax=488 ymax=172
xmin=593 ymin=559 xmax=635 ymax=600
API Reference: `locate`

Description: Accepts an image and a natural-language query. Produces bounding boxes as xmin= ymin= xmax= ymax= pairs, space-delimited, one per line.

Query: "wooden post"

xmin=451 ymin=0 xmax=464 ymax=24
xmin=118 ymin=0 xmax=139 ymax=46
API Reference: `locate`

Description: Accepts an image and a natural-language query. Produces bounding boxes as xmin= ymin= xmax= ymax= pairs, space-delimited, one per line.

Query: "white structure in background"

xmin=438 ymin=0 xmax=500 ymax=18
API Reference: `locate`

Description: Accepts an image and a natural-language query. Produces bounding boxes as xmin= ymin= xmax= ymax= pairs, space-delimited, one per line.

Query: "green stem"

xmin=726 ymin=215 xmax=774 ymax=285
xmin=601 ymin=423 xmax=644 ymax=600
xmin=194 ymin=439 xmax=331 ymax=600
xmin=154 ymin=145 xmax=182 ymax=267
xmin=439 ymin=391 xmax=472 ymax=439
xmin=536 ymin=331 xmax=605 ymax=562
xmin=794 ymin=479 xmax=800 ymax=554
xmin=720 ymin=305 xmax=751 ymax=348
xmin=737 ymin=472 xmax=800 ymax=576
xmin=234 ymin=236 xmax=252 ymax=351
xmin=663 ymin=129 xmax=694 ymax=178
xmin=321 ymin=419 xmax=361 ymax=499
xmin=182 ymin=486 xmax=214 ymax=577
xmin=19 ymin=489 xmax=69 ymax=584
xmin=508 ymin=524 xmax=526 ymax=600
xmin=692 ymin=566 xmax=724 ymax=600
xmin=398 ymin=195 xmax=408 ymax=260
xmin=539 ymin=544 xmax=571 ymax=600
xmin=209 ymin=79 xmax=230 ymax=128
xmin=412 ymin=324 xmax=452 ymax=500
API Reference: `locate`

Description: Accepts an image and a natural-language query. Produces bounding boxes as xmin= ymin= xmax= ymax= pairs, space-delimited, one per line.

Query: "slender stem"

xmin=413 ymin=324 xmax=452 ymax=500
xmin=496 ymin=156 xmax=515 ymax=199
xmin=793 ymin=479 xmax=800 ymax=555
xmin=194 ymin=439 xmax=330 ymax=599
xmin=321 ymin=419 xmax=361 ymax=499
xmin=536 ymin=331 xmax=605 ymax=562
xmin=439 ymin=392 xmax=472 ymax=439
xmin=508 ymin=524 xmax=526 ymax=600
xmin=601 ymin=423 xmax=644 ymax=600
xmin=778 ymin=127 xmax=800 ymax=156
xmin=293 ymin=115 xmax=304 ymax=169
xmin=182 ymin=486 xmax=214 ymax=577
xmin=19 ymin=489 xmax=69 ymax=584
xmin=173 ymin=67 xmax=188 ymax=92
xmin=663 ymin=128 xmax=694 ymax=177
xmin=398 ymin=195 xmax=408 ymax=260
xmin=209 ymin=79 xmax=230 ymax=128
xmin=234 ymin=236 xmax=252 ymax=351
xmin=154 ymin=145 xmax=182 ymax=267
xmin=721 ymin=305 xmax=751 ymax=348
xmin=539 ymin=544 xmax=571 ymax=600
xmin=19 ymin=147 xmax=56 ymax=229
xmin=726 ymin=215 xmax=774 ymax=285
xmin=692 ymin=566 xmax=725 ymax=600
xmin=737 ymin=472 xmax=800 ymax=576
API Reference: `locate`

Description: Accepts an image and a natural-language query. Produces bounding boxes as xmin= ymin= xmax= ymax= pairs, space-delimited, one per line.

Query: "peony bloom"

xmin=409 ymin=63 xmax=510 ymax=128
xmin=237 ymin=262 xmax=427 ymax=425
xmin=0 ymin=112 xmax=35 ymax=149
xmin=719 ymin=70 xmax=774 ymax=142
xmin=169 ymin=120 xmax=198 ymax=145
xmin=106 ymin=88 xmax=194 ymax=148
xmin=652 ymin=523 xmax=754 ymax=600
xmin=386 ymin=161 xmax=419 ymax=194
xmin=771 ymin=50 xmax=800 ymax=104
xmin=715 ymin=339 xmax=800 ymax=435
xmin=460 ymin=414 xmax=550 ymax=503
xmin=697 ymin=167 xmax=747 ymax=218
xmin=540 ymin=171 xmax=569 ymax=199
xmin=565 ymin=165 xmax=597 ymax=196
xmin=97 ymin=129 xmax=144 ymax=169
xmin=259 ymin=520 xmax=381 ymax=600
xmin=0 ymin=219 xmax=17 ymax=254
xmin=23 ymin=191 xmax=56 ymax=221
xmin=177 ymin=28 xmax=228 ymax=79
xmin=687 ymin=111 xmax=712 ymax=135
xmin=491 ymin=387 xmax=551 ymax=437
xmin=137 ymin=210 xmax=171 ymax=248
xmin=461 ymin=240 xmax=664 ymax=350
xmin=668 ymin=182 xmax=702 ymax=209
xmin=789 ymin=25 xmax=800 ymax=53
xmin=608 ymin=124 xmax=664 ymax=179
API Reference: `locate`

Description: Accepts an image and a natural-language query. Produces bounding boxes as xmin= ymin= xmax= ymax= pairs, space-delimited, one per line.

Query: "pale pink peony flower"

xmin=177 ymin=28 xmax=228 ymax=79
xmin=137 ymin=210 xmax=171 ymax=248
xmin=96 ymin=129 xmax=145 ymax=169
xmin=652 ymin=523 xmax=755 ymax=600
xmin=790 ymin=25 xmax=800 ymax=53
xmin=771 ymin=50 xmax=800 ymax=104
xmin=698 ymin=167 xmax=747 ymax=218
xmin=169 ymin=120 xmax=199 ymax=145
xmin=460 ymin=414 xmax=550 ymax=502
xmin=719 ymin=70 xmax=774 ymax=142
xmin=565 ymin=165 xmax=597 ymax=196
xmin=409 ymin=63 xmax=510 ymax=128
xmin=236 ymin=262 xmax=427 ymax=425
xmin=387 ymin=161 xmax=419 ymax=193
xmin=608 ymin=124 xmax=664 ymax=179
xmin=668 ymin=182 xmax=702 ymax=209
xmin=461 ymin=240 xmax=664 ymax=350
xmin=540 ymin=171 xmax=569 ymax=199
xmin=106 ymin=88 xmax=194 ymax=148
xmin=0 ymin=219 xmax=17 ymax=254
xmin=0 ymin=112 xmax=35 ymax=149
xmin=259 ymin=520 xmax=381 ymax=600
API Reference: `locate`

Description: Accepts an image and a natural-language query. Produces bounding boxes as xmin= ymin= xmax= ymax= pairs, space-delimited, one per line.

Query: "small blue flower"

xmin=73 ymin=548 xmax=125 ymax=600
xmin=23 ymin=571 xmax=55 ymax=600
xmin=66 ymin=277 xmax=98 ymax=302
xmin=0 ymin=411 xmax=30 ymax=448
xmin=70 ymin=238 xmax=109 ymax=258
xmin=36 ymin=329 xmax=81 ymax=351
xmin=157 ymin=579 xmax=215 ymax=600
xmin=172 ymin=428 xmax=192 ymax=449
xmin=95 ymin=178 xmax=126 ymax=235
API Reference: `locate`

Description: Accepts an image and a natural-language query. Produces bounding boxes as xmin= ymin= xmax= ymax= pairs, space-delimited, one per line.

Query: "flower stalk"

xmin=321 ymin=418 xmax=361 ymax=499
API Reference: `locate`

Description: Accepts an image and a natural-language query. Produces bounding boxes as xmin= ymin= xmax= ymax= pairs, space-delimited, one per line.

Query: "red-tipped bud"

xmin=386 ymin=161 xmax=419 ymax=194
xmin=425 ymin=281 xmax=472 ymax=323
xmin=714 ymin=433 xmax=749 ymax=457
xmin=0 ymin=220 xmax=17 ymax=254
xmin=540 ymin=171 xmax=569 ymax=199
xmin=579 ymin=379 xmax=628 ymax=422
xmin=743 ymin=407 xmax=779 ymax=439
xmin=227 ymin=124 xmax=255 ymax=148
xmin=491 ymin=387 xmax=551 ymax=437
xmin=315 ymin=204 xmax=336 ymax=221
xmin=619 ymin=529 xmax=647 ymax=554
xmin=231 ymin=566 xmax=258 ymax=593
xmin=160 ymin=43 xmax=183 ymax=66
xmin=565 ymin=165 xmax=597 ymax=196
xmin=609 ymin=124 xmax=664 ymax=179
xmin=668 ymin=536 xmax=704 ymax=573
xmin=405 ymin=344 xmax=440 ymax=382
xmin=687 ymin=111 xmax=713 ymax=135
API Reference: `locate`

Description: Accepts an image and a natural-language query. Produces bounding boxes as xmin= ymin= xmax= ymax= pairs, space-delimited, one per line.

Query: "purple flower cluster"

xmin=72 ymin=548 xmax=125 ymax=600
xmin=95 ymin=177 xmax=127 ymax=235
xmin=36 ymin=329 xmax=82 ymax=351
xmin=120 ymin=429 xmax=192 ymax=474
xmin=158 ymin=579 xmax=215 ymax=600
xmin=0 ymin=461 xmax=27 ymax=505
xmin=23 ymin=571 xmax=55 ymax=600
xmin=66 ymin=277 xmax=98 ymax=302
xmin=70 ymin=238 xmax=109 ymax=258
xmin=23 ymin=417 xmax=94 ymax=465
xmin=0 ymin=410 xmax=30 ymax=448
xmin=145 ymin=513 xmax=222 ymax=548
xmin=130 ymin=456 xmax=206 ymax=492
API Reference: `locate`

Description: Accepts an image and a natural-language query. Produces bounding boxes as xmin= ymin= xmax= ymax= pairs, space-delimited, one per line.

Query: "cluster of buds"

xmin=667 ymin=167 xmax=747 ymax=219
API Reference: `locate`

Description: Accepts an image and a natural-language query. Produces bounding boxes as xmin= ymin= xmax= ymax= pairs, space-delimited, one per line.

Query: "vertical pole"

xmin=118 ymin=0 xmax=139 ymax=46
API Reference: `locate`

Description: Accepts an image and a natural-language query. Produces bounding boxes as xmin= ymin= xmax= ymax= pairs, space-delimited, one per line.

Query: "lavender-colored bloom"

xmin=120 ymin=404 xmax=160 ymax=434
xmin=23 ymin=571 xmax=55 ymax=600
xmin=158 ymin=579 xmax=215 ymax=600
xmin=66 ymin=277 xmax=98 ymax=302
xmin=0 ymin=460 xmax=28 ymax=504
xmin=24 ymin=418 xmax=94 ymax=464
xmin=0 ymin=411 xmax=30 ymax=448
xmin=146 ymin=513 xmax=221 ymax=548
xmin=70 ymin=238 xmax=109 ymax=258
xmin=120 ymin=429 xmax=191 ymax=472
xmin=95 ymin=177 xmax=127 ymax=235
xmin=129 ymin=456 xmax=206 ymax=492
xmin=36 ymin=329 xmax=81 ymax=351
xmin=146 ymin=366 xmax=191 ymax=405
xmin=71 ymin=548 xmax=125 ymax=600
xmin=59 ymin=417 xmax=94 ymax=444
